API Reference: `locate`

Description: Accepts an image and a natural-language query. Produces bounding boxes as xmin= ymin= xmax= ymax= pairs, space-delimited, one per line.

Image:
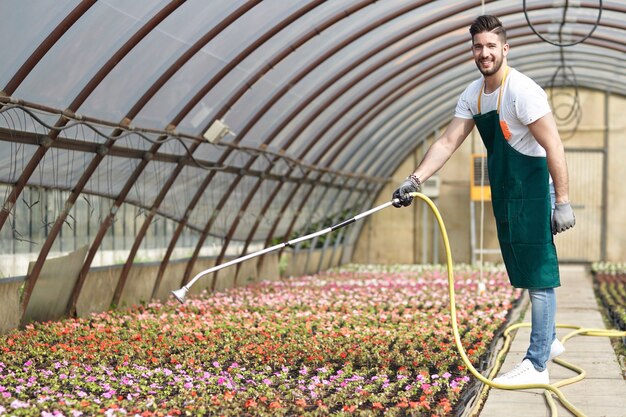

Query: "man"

xmin=392 ymin=15 xmax=575 ymax=385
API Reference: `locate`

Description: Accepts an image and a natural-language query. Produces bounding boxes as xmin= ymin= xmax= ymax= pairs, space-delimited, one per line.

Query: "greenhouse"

xmin=0 ymin=1 xmax=625 ymax=416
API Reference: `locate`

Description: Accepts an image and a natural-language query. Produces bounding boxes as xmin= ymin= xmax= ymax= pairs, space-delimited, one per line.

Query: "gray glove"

xmin=392 ymin=175 xmax=421 ymax=208
xmin=552 ymin=202 xmax=575 ymax=234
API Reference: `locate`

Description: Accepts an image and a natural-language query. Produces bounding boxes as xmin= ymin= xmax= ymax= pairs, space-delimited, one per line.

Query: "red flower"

xmin=268 ymin=401 xmax=282 ymax=409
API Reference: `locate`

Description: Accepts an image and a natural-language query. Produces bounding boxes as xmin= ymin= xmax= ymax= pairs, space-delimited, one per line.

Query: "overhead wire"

xmin=523 ymin=0 xmax=603 ymax=47
xmin=0 ymin=101 xmax=381 ymax=184
xmin=524 ymin=0 xmax=604 ymax=139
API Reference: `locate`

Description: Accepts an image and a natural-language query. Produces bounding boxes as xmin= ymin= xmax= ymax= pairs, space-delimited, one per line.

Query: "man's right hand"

xmin=392 ymin=176 xmax=421 ymax=208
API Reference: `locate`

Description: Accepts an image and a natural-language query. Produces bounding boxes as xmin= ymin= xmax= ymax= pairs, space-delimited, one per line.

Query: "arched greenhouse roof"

xmin=0 ymin=1 xmax=623 ymax=314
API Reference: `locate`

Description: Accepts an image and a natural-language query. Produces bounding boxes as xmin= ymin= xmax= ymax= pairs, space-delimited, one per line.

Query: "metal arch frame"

xmin=168 ymin=0 xmax=402 ymax=290
xmin=189 ymin=4 xmax=624 ymax=285
xmin=148 ymin=0 xmax=367 ymax=298
xmin=375 ymin=73 xmax=623 ymax=186
xmin=110 ymin=1 xmax=332 ymax=307
xmin=0 ymin=0 xmax=620 ymax=312
xmin=360 ymin=36 xmax=624 ymax=177
xmin=175 ymin=0 xmax=474 ymax=288
xmin=2 ymin=1 xmax=98 ymax=96
xmin=0 ymin=0 xmax=98 ymax=232
xmin=217 ymin=0 xmax=608 ymax=169
xmin=324 ymin=21 xmax=626 ymax=174
xmin=373 ymin=70 xmax=626 ymax=182
xmin=369 ymin=63 xmax=624 ymax=181
xmin=256 ymin=0 xmax=498 ymax=159
xmin=72 ymin=2 xmax=374 ymax=310
xmin=339 ymin=35 xmax=626 ymax=177
xmin=14 ymin=1 xmax=186 ymax=319
xmin=64 ymin=1 xmax=261 ymax=315
xmin=214 ymin=7 xmax=604 ymax=247
xmin=184 ymin=0 xmax=377 ymax=137
xmin=149 ymin=0 xmax=379 ymax=294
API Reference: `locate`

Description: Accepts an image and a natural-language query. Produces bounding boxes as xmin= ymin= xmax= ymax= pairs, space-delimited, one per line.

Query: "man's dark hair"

xmin=469 ymin=15 xmax=507 ymax=43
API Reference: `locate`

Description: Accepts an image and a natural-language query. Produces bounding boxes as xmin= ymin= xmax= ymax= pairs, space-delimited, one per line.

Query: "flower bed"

xmin=591 ymin=262 xmax=626 ymax=335
xmin=0 ymin=265 xmax=520 ymax=416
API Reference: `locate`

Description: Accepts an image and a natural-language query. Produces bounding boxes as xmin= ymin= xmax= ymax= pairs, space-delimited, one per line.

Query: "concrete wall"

xmin=2 ymin=247 xmax=340 ymax=333
xmin=0 ymin=277 xmax=23 ymax=334
xmin=353 ymin=88 xmax=626 ymax=265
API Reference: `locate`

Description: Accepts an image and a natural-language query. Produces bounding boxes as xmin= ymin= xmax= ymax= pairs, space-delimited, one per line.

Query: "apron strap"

xmin=477 ymin=66 xmax=509 ymax=114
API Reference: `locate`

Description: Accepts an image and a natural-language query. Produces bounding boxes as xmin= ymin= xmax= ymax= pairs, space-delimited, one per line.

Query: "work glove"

xmin=392 ymin=175 xmax=421 ymax=208
xmin=552 ymin=202 xmax=575 ymax=234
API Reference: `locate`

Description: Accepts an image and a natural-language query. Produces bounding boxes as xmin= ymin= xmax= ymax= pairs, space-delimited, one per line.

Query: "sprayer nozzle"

xmin=171 ymin=287 xmax=188 ymax=304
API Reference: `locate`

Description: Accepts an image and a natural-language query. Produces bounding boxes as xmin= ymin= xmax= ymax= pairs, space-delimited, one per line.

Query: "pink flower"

xmin=10 ymin=399 xmax=29 ymax=409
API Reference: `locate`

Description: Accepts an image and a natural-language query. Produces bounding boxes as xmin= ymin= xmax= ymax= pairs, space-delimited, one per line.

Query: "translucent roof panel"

xmin=79 ymin=1 xmax=250 ymax=124
xmin=13 ymin=1 xmax=170 ymax=109
xmin=0 ymin=1 xmax=79 ymax=90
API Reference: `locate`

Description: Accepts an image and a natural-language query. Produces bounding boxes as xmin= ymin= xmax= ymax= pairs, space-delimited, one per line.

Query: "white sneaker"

xmin=549 ymin=338 xmax=565 ymax=360
xmin=493 ymin=359 xmax=549 ymax=386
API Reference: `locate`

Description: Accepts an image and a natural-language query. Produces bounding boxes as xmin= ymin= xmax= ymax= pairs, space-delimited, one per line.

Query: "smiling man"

xmin=392 ymin=15 xmax=576 ymax=385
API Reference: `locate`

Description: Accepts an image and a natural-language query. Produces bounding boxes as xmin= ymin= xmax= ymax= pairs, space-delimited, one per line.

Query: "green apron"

xmin=473 ymin=68 xmax=560 ymax=289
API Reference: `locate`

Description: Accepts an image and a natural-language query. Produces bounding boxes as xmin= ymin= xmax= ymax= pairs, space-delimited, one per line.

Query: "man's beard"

xmin=476 ymin=56 xmax=503 ymax=76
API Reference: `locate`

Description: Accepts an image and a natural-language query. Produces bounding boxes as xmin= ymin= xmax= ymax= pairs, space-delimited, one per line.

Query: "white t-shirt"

xmin=454 ymin=67 xmax=552 ymax=157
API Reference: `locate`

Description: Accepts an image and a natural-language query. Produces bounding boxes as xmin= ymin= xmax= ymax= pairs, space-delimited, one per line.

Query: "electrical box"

xmin=421 ymin=175 xmax=440 ymax=198
xmin=470 ymin=154 xmax=491 ymax=201
xmin=203 ymin=119 xmax=231 ymax=144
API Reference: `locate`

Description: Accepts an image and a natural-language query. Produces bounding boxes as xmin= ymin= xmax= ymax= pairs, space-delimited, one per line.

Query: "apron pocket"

xmin=511 ymin=242 xmax=560 ymax=289
xmin=510 ymin=197 xmax=551 ymax=244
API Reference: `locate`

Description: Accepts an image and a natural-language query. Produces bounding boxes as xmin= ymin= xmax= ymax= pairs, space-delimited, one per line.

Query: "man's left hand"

xmin=552 ymin=202 xmax=575 ymax=234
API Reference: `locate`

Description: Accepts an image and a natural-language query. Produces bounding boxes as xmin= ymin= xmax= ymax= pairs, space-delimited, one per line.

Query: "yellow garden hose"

xmin=411 ymin=191 xmax=626 ymax=417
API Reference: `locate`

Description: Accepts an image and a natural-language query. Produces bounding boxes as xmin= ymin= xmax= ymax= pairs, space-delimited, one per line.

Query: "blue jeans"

xmin=524 ymin=183 xmax=557 ymax=371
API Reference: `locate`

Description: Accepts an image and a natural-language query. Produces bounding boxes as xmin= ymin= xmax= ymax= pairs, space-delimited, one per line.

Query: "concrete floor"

xmin=478 ymin=265 xmax=626 ymax=417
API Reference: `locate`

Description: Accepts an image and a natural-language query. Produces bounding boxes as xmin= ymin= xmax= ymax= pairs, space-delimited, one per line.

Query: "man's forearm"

xmin=412 ymin=137 xmax=459 ymax=182
xmin=547 ymin=147 xmax=570 ymax=203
